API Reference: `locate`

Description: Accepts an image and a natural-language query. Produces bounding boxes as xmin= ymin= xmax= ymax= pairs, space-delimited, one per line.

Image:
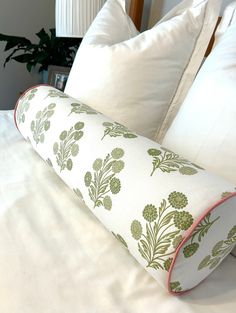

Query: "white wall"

xmin=0 ymin=0 xmax=54 ymax=109
xmin=148 ymin=0 xmax=234 ymax=27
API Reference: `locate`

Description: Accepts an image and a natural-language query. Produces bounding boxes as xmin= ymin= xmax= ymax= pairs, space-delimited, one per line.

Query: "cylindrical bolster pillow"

xmin=15 ymin=85 xmax=236 ymax=294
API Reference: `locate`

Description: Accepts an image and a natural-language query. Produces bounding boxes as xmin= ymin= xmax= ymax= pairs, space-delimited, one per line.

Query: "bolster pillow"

xmin=15 ymin=85 xmax=236 ymax=294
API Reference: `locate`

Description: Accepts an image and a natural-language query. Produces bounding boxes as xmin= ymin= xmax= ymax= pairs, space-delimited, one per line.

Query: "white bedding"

xmin=0 ymin=110 xmax=236 ymax=313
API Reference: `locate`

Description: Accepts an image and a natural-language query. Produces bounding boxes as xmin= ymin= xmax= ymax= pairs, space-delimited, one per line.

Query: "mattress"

xmin=0 ymin=110 xmax=236 ymax=313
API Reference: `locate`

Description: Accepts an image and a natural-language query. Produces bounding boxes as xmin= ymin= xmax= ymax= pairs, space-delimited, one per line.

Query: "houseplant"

xmin=0 ymin=28 xmax=81 ymax=73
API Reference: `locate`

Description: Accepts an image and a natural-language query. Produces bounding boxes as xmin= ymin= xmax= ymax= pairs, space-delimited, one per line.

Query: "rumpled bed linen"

xmin=0 ymin=110 xmax=236 ymax=312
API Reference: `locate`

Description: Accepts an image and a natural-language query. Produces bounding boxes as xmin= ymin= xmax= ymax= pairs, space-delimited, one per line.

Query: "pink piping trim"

xmin=14 ymin=84 xmax=50 ymax=130
xmin=167 ymin=192 xmax=236 ymax=295
xmin=13 ymin=87 xmax=236 ymax=294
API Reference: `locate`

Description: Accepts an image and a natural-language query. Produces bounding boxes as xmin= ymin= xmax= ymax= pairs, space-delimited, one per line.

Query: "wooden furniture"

xmin=129 ymin=0 xmax=144 ymax=30
xmin=205 ymin=17 xmax=222 ymax=56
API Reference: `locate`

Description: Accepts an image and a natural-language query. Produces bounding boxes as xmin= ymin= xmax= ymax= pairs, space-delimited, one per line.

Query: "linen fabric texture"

xmin=2 ymin=110 xmax=236 ymax=312
xmin=162 ymin=5 xmax=236 ymax=185
xmin=15 ymin=85 xmax=236 ymax=293
xmin=65 ymin=0 xmax=221 ymax=141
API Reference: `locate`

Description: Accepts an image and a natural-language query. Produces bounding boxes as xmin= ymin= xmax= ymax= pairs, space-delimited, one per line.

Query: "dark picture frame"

xmin=48 ymin=65 xmax=71 ymax=91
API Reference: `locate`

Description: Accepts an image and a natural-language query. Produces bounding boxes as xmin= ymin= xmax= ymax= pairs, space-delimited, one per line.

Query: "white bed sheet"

xmin=0 ymin=110 xmax=236 ymax=313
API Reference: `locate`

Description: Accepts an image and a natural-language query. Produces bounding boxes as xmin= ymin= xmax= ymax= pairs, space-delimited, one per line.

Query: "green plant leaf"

xmin=0 ymin=28 xmax=80 ymax=72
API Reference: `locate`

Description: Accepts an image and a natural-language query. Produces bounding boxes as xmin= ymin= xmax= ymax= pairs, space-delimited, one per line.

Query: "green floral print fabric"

xmin=102 ymin=121 xmax=137 ymax=140
xmin=170 ymin=281 xmax=182 ymax=292
xmin=17 ymin=88 xmax=38 ymax=124
xmin=15 ymin=85 xmax=236 ymax=293
xmin=31 ymin=103 xmax=56 ymax=145
xmin=131 ymin=192 xmax=193 ymax=271
xmin=183 ymin=213 xmax=219 ymax=258
xmin=47 ymin=89 xmax=69 ymax=98
xmin=112 ymin=232 xmax=128 ymax=248
xmin=147 ymin=148 xmax=202 ymax=176
xmin=198 ymin=225 xmax=236 ymax=270
xmin=53 ymin=122 xmax=84 ymax=171
xmin=84 ymin=148 xmax=124 ymax=209
xmin=69 ymin=102 xmax=98 ymax=115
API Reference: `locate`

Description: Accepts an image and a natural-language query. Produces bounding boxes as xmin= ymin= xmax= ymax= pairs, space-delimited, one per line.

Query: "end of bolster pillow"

xmin=14 ymin=85 xmax=236 ymax=294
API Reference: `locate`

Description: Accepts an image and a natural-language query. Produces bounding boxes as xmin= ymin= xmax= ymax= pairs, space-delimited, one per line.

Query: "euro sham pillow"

xmin=65 ymin=0 xmax=221 ymax=141
xmin=15 ymin=85 xmax=236 ymax=294
xmin=162 ymin=6 xmax=236 ymax=185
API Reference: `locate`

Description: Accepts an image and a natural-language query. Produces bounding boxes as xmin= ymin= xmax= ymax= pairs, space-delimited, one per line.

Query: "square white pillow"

xmin=162 ymin=3 xmax=236 ymax=184
xmin=65 ymin=0 xmax=221 ymax=140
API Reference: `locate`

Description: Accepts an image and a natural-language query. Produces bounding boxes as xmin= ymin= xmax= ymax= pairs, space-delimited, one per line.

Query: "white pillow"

xmin=214 ymin=1 xmax=236 ymax=47
xmin=162 ymin=5 xmax=236 ymax=184
xmin=65 ymin=0 xmax=221 ymax=140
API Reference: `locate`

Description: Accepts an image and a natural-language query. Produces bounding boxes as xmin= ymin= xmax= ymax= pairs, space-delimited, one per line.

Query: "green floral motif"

xmin=172 ymin=235 xmax=183 ymax=249
xmin=84 ymin=172 xmax=92 ymax=187
xmin=174 ymin=211 xmax=193 ymax=231
xmin=228 ymin=225 xmax=236 ymax=239
xmin=221 ymin=188 xmax=236 ymax=199
xmin=93 ymin=158 xmax=103 ymax=171
xmin=73 ymin=188 xmax=85 ymax=203
xmin=112 ymin=160 xmax=124 ymax=173
xmin=143 ymin=204 xmax=158 ymax=223
xmin=183 ymin=243 xmax=199 ymax=258
xmin=17 ymin=88 xmax=37 ymax=123
xmin=101 ymin=121 xmax=137 ymax=140
xmin=110 ymin=177 xmax=121 ymax=194
xmin=85 ymin=148 xmax=125 ymax=209
xmin=221 ymin=191 xmax=233 ymax=198
xmin=69 ymin=102 xmax=98 ymax=115
xmin=170 ymin=281 xmax=182 ymax=292
xmin=53 ymin=121 xmax=84 ymax=171
xmin=31 ymin=103 xmax=56 ymax=144
xmin=131 ymin=220 xmax=143 ymax=240
xmin=183 ymin=213 xmax=220 ymax=258
xmin=46 ymin=158 xmax=53 ymax=167
xmin=103 ymin=196 xmax=112 ymax=210
xmin=147 ymin=147 xmax=201 ymax=176
xmin=164 ymin=258 xmax=173 ymax=271
xmin=112 ymin=232 xmax=128 ymax=248
xmin=47 ymin=89 xmax=69 ymax=98
xmin=131 ymin=192 xmax=193 ymax=271
xmin=168 ymin=192 xmax=188 ymax=209
xmin=198 ymin=225 xmax=236 ymax=271
xmin=111 ymin=148 xmax=124 ymax=159
xmin=179 ymin=166 xmax=198 ymax=175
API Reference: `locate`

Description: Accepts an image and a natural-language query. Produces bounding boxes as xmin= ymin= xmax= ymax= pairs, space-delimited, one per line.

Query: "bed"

xmin=1 ymin=109 xmax=236 ymax=312
xmin=1 ymin=0 xmax=236 ymax=312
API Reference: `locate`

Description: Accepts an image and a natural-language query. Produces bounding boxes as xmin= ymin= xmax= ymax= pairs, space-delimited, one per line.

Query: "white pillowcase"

xmin=162 ymin=5 xmax=236 ymax=184
xmin=65 ymin=0 xmax=221 ymax=140
xmin=214 ymin=1 xmax=236 ymax=46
